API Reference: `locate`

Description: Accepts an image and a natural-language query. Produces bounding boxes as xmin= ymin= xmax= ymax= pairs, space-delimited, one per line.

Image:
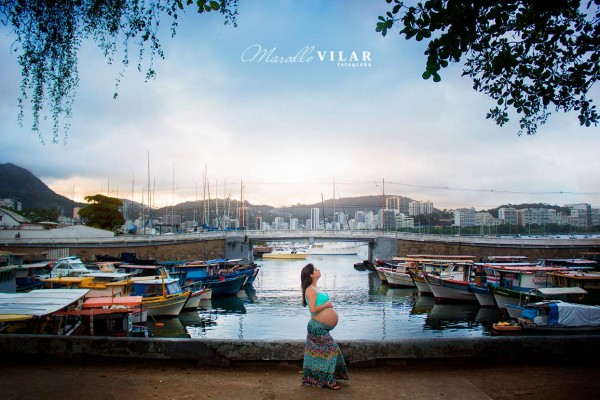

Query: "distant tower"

xmin=310 ymin=208 xmax=320 ymax=229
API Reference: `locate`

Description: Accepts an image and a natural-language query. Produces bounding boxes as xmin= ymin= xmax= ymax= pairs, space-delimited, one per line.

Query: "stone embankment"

xmin=1 ymin=334 xmax=598 ymax=366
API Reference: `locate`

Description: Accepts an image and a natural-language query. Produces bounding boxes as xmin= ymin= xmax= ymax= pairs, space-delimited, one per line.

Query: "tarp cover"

xmin=556 ymin=302 xmax=600 ymax=327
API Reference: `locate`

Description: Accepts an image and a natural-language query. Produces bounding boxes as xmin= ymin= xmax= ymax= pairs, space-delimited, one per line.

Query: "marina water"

xmin=147 ymin=247 xmax=502 ymax=339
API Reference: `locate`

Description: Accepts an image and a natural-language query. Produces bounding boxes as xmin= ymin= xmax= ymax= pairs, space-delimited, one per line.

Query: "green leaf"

xmin=210 ymin=1 xmax=220 ymax=11
xmin=432 ymin=72 xmax=441 ymax=82
xmin=422 ymin=70 xmax=432 ymax=80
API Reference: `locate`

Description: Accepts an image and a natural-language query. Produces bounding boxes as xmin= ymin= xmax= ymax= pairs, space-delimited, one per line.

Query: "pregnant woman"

xmin=300 ymin=263 xmax=349 ymax=390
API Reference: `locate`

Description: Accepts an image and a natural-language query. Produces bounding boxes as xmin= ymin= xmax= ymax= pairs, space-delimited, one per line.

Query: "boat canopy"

xmin=530 ymin=287 xmax=587 ymax=296
xmin=83 ymin=296 xmax=143 ymax=308
xmin=522 ymin=301 xmax=600 ymax=327
xmin=0 ymin=289 xmax=89 ymax=317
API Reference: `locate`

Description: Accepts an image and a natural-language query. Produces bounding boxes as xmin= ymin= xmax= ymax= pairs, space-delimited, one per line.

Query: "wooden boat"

xmin=484 ymin=264 xmax=566 ymax=310
xmin=517 ymin=300 xmax=600 ymax=332
xmin=492 ymin=321 xmax=522 ymax=334
xmin=505 ymin=287 xmax=588 ymax=318
xmin=183 ymin=286 xmax=212 ymax=310
xmin=130 ymin=276 xmax=191 ymax=318
xmin=423 ymin=265 xmax=478 ymax=303
xmin=82 ymin=295 xmax=147 ymax=323
xmin=0 ymin=288 xmax=89 ymax=335
xmin=56 ymin=297 xmax=145 ymax=337
xmin=381 ymin=262 xmax=416 ymax=288
xmin=43 ymin=273 xmax=133 ymax=298
xmin=398 ymin=255 xmax=476 ymax=295
xmin=196 ymin=274 xmax=247 ymax=297
xmin=546 ymin=270 xmax=600 ymax=303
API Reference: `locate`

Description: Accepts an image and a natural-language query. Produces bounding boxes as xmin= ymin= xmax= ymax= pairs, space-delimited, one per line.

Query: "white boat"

xmin=423 ymin=270 xmax=478 ymax=303
xmin=382 ymin=266 xmax=416 ymax=287
xmin=49 ymin=256 xmax=91 ymax=277
xmin=262 ymin=247 xmax=307 ymax=260
xmin=305 ymin=242 xmax=362 ymax=255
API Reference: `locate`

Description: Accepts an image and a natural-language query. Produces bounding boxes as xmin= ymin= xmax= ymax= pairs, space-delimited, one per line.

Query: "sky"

xmin=0 ymin=0 xmax=598 ymax=212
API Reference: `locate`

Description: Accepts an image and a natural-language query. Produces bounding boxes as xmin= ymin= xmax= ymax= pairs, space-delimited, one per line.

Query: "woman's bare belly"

xmin=313 ymin=307 xmax=338 ymax=328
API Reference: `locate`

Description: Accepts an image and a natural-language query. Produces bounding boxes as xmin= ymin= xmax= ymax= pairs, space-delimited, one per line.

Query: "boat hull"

xmin=470 ymin=284 xmax=496 ymax=307
xmin=410 ymin=272 xmax=432 ymax=294
xmin=201 ymin=275 xmax=246 ymax=297
xmin=424 ymin=274 xmax=477 ymax=302
xmin=383 ymin=270 xmax=415 ymax=287
xmin=143 ymin=292 xmax=190 ymax=317
xmin=263 ymin=253 xmax=307 ymax=260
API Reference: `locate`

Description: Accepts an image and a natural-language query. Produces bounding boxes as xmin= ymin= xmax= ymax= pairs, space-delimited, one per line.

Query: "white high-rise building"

xmin=310 ymin=208 xmax=320 ymax=230
xmin=498 ymin=207 xmax=518 ymax=225
xmin=454 ymin=208 xmax=477 ymax=227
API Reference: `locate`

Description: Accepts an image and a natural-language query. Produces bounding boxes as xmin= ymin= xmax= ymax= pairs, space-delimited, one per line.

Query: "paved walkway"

xmin=2 ymin=360 xmax=598 ymax=400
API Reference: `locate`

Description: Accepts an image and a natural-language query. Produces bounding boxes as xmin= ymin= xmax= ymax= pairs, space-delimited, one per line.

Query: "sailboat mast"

xmin=202 ymin=165 xmax=207 ymax=226
xmin=333 ymin=178 xmax=336 ymax=227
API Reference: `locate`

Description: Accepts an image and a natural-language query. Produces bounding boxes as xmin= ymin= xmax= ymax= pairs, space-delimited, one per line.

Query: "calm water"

xmin=147 ymin=250 xmax=502 ymax=339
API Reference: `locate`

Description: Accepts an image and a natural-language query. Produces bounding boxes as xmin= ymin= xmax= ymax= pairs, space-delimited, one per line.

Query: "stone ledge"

xmin=1 ymin=335 xmax=598 ymax=367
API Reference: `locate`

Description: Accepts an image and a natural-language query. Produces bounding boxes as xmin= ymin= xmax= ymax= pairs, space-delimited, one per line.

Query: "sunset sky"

xmin=0 ymin=1 xmax=598 ymax=211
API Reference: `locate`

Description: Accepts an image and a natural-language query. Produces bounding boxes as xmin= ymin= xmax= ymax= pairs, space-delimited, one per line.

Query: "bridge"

xmin=2 ymin=230 xmax=599 ymax=263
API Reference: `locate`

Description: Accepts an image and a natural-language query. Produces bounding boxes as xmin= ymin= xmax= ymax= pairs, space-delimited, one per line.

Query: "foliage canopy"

xmin=377 ymin=0 xmax=600 ymax=135
xmin=0 ymin=0 xmax=237 ymax=144
xmin=78 ymin=194 xmax=125 ymax=231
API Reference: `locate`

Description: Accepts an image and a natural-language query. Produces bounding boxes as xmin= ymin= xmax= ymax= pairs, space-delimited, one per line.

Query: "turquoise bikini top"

xmin=307 ymin=286 xmax=330 ymax=316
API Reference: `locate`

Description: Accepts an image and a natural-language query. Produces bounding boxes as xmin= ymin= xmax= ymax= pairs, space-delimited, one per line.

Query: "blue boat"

xmin=189 ymin=274 xmax=246 ymax=297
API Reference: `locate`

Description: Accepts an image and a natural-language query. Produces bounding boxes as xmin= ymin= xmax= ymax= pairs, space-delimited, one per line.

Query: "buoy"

xmin=155 ymin=322 xmax=164 ymax=327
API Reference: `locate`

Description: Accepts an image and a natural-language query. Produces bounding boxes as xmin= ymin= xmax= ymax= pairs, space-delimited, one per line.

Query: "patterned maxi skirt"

xmin=301 ymin=319 xmax=349 ymax=388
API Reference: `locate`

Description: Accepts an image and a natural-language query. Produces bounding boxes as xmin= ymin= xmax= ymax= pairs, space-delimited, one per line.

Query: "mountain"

xmin=0 ymin=163 xmax=78 ymax=213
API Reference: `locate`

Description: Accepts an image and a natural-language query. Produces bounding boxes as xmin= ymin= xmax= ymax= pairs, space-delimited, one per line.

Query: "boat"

xmin=95 ymin=252 xmax=157 ymax=265
xmin=517 ymin=300 xmax=600 ymax=332
xmin=380 ymin=261 xmax=415 ymax=287
xmin=0 ymin=288 xmax=89 ymax=335
xmin=262 ymin=247 xmax=307 ymax=260
xmin=505 ymin=287 xmax=589 ymax=318
xmin=82 ymin=295 xmax=147 ymax=323
xmin=191 ymin=274 xmax=246 ymax=297
xmin=546 ymin=270 xmax=600 ymax=303
xmin=304 ymin=242 xmax=362 ymax=255
xmin=422 ymin=263 xmax=478 ymax=303
xmin=175 ymin=259 xmax=258 ymax=294
xmin=537 ymin=258 xmax=598 ymax=269
xmin=55 ymin=296 xmax=147 ymax=337
xmin=407 ymin=257 xmax=476 ymax=295
xmin=130 ymin=276 xmax=191 ymax=318
xmin=484 ymin=264 xmax=566 ymax=310
xmin=492 ymin=321 xmax=522 ymax=334
xmin=183 ymin=286 xmax=212 ymax=310
xmin=48 ymin=256 xmax=91 ymax=278
xmin=42 ymin=272 xmax=133 ymax=298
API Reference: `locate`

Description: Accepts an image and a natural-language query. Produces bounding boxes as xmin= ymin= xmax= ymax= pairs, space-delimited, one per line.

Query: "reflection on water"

xmin=146 ymin=316 xmax=188 ymax=338
xmin=150 ymin=250 xmax=501 ymax=340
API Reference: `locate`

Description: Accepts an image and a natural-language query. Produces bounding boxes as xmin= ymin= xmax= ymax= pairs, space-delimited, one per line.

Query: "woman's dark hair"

xmin=301 ymin=263 xmax=314 ymax=307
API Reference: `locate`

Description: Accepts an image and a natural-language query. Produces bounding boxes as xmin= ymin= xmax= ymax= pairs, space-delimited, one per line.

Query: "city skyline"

xmin=0 ymin=1 xmax=598 ymax=210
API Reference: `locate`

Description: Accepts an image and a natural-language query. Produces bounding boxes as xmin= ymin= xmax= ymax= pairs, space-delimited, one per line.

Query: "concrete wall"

xmin=396 ymin=239 xmax=599 ymax=260
xmin=372 ymin=237 xmax=397 ymax=261
xmin=2 ymin=239 xmax=226 ymax=262
xmin=0 ymin=335 xmax=598 ymax=367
